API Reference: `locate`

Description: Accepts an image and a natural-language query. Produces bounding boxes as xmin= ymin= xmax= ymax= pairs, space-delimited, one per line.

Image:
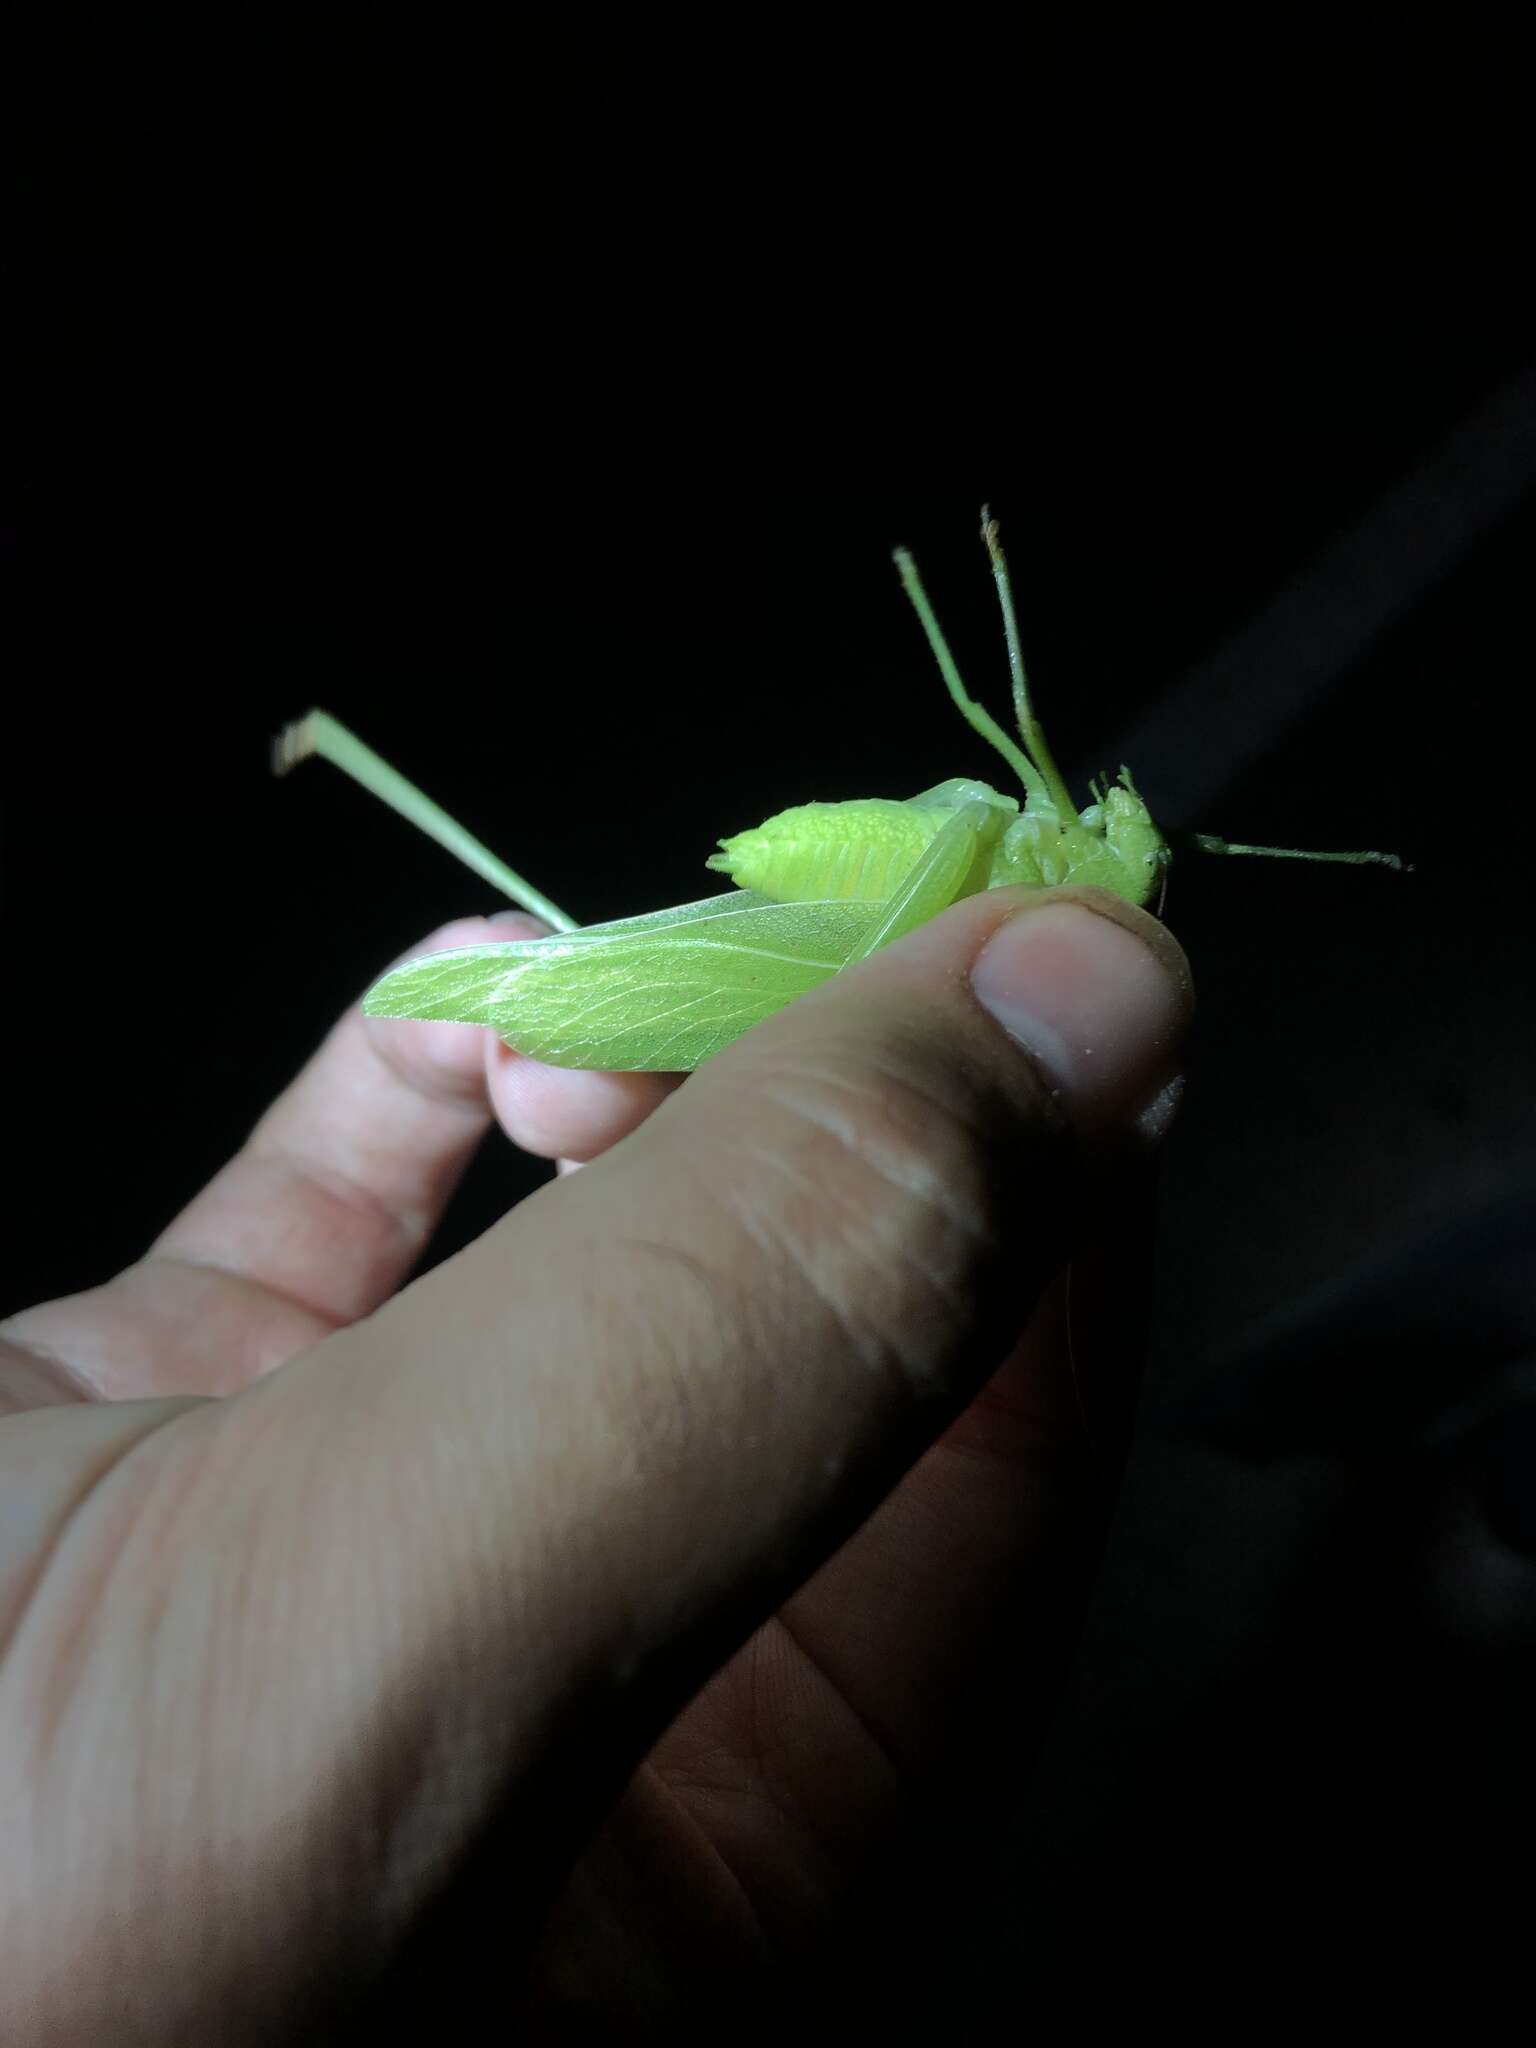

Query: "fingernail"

xmin=489 ymin=910 xmax=551 ymax=936
xmin=970 ymin=899 xmax=1192 ymax=1137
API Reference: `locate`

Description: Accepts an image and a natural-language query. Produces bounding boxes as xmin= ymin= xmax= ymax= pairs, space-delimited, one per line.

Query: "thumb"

xmin=356 ymin=887 xmax=1191 ymax=1679
xmin=249 ymin=886 xmax=1187 ymax=1868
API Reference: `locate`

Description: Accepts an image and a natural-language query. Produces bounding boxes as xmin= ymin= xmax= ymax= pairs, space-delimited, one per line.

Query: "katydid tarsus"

xmin=274 ymin=513 xmax=1405 ymax=1072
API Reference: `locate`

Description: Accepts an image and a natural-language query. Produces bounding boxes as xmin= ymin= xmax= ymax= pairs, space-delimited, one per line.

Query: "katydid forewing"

xmin=274 ymin=513 xmax=1406 ymax=1073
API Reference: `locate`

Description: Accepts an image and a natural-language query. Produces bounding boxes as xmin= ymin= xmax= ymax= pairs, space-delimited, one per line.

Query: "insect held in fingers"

xmin=275 ymin=512 xmax=1407 ymax=1073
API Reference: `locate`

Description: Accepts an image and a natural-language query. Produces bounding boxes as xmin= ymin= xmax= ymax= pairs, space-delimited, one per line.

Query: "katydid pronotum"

xmin=274 ymin=514 xmax=1406 ymax=1072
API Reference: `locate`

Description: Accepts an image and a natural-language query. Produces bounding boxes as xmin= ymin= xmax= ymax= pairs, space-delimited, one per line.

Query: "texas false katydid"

xmin=274 ymin=514 xmax=1405 ymax=1073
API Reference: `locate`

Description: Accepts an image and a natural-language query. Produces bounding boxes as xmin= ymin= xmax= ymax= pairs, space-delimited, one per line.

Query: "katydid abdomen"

xmin=707 ymin=797 xmax=998 ymax=903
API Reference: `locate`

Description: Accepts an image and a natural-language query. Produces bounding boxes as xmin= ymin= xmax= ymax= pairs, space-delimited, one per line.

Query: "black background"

xmin=7 ymin=7 xmax=1535 ymax=2035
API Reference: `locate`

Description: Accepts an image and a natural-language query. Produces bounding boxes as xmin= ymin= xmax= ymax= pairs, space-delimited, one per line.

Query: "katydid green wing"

xmin=363 ymin=805 xmax=998 ymax=1073
xmin=362 ymin=890 xmax=885 ymax=1071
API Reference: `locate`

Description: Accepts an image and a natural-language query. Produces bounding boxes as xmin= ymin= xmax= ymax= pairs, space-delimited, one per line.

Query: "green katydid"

xmin=274 ymin=513 xmax=1406 ymax=1072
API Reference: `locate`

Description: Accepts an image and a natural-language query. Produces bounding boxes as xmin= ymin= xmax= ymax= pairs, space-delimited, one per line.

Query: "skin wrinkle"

xmin=609 ymin=1238 xmax=721 ymax=1303
xmin=749 ymin=1020 xmax=1072 ymax=1235
xmin=670 ymin=1777 xmax=850 ymax=1952
xmin=0 ymin=1330 xmax=94 ymax=1406
xmin=726 ymin=1136 xmax=984 ymax=1346
xmin=754 ymin=1065 xmax=997 ymax=1241
xmin=644 ymin=1618 xmax=912 ymax=1963
xmin=734 ymin=1046 xmax=995 ymax=1218
xmin=1 ymin=1398 xmax=217 ymax=1786
xmin=34 ymin=1376 xmax=438 ymax=1966
xmin=0 ymin=1399 xmax=202 ymax=1656
xmin=153 ymin=1152 xmax=425 ymax=1327
xmin=496 ymin=1219 xmax=791 ymax=1653
xmin=69 ymin=1465 xmax=450 ymax=2041
xmin=359 ymin=1019 xmax=501 ymax=1116
xmin=767 ymin=1606 xmax=906 ymax=1804
xmin=703 ymin=1054 xmax=1040 ymax=1404
xmin=655 ymin=1765 xmax=806 ymax=1901
xmin=2 ymin=1263 xmax=332 ymax=1401
xmin=87 ymin=1397 xmax=534 ymax=2023
xmin=592 ymin=1158 xmax=943 ymax=1685
xmin=585 ymin=1229 xmax=816 ymax=1521
xmin=141 ymin=1251 xmax=344 ymax=1347
xmin=876 ymin=1038 xmax=1073 ymax=1157
xmin=653 ymin=1644 xmax=858 ymax=1931
xmin=631 ymin=1754 xmax=777 ymax=1961
xmin=13 ymin=1139 xmax=482 ymax=1405
xmin=810 ymin=1139 xmax=990 ymax=1303
xmin=716 ymin=1185 xmax=900 ymax=1393
xmin=738 ymin=1454 xmax=1086 ymax=1852
xmin=244 ymin=1136 xmax=436 ymax=1261
xmin=931 ymin=1397 xmax=1055 ymax=1479
xmin=777 ymin=1490 xmax=990 ymax=1769
xmin=523 ymin=1758 xmax=778 ymax=2030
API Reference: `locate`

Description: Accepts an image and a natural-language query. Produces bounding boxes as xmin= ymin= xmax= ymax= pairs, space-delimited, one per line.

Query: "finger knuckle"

xmin=720 ymin=1041 xmax=1041 ymax=1396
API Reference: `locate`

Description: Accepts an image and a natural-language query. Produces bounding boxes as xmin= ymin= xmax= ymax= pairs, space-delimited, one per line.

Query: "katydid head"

xmin=894 ymin=511 xmax=1404 ymax=905
xmin=892 ymin=516 xmax=1170 ymax=909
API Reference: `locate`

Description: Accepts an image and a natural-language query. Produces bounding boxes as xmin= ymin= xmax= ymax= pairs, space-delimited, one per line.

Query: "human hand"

xmin=0 ymin=887 xmax=1190 ymax=2043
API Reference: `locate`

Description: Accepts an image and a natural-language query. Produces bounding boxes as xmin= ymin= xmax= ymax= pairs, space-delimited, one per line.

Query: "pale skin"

xmin=0 ymin=883 xmax=1192 ymax=2041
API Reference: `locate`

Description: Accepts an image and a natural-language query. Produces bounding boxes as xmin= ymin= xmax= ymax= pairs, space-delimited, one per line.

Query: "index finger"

xmin=146 ymin=915 xmax=537 ymax=1333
